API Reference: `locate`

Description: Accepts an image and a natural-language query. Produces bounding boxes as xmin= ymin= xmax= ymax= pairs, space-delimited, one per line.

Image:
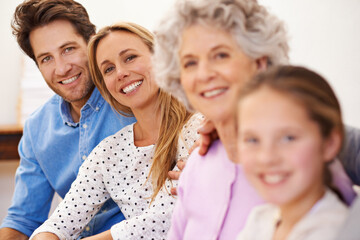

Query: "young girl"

xmin=236 ymin=66 xmax=349 ymax=240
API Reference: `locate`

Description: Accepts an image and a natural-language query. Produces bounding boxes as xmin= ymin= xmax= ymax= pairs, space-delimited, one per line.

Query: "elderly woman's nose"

xmin=195 ymin=61 xmax=216 ymax=82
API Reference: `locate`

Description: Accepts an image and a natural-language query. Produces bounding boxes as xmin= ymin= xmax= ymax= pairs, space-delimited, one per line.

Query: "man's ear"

xmin=256 ymin=56 xmax=268 ymax=71
xmin=323 ymin=129 xmax=342 ymax=162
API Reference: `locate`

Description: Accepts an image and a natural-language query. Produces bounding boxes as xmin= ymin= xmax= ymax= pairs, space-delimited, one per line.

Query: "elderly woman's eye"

xmin=215 ymin=52 xmax=229 ymax=59
xmin=183 ymin=60 xmax=197 ymax=68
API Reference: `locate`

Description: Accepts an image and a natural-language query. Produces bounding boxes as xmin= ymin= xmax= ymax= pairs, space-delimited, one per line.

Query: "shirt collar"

xmin=59 ymin=88 xmax=105 ymax=127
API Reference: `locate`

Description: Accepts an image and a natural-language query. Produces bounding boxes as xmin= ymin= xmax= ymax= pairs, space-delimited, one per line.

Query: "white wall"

xmin=79 ymin=0 xmax=175 ymax=31
xmin=0 ymin=1 xmax=23 ymax=125
xmin=259 ymin=0 xmax=360 ymax=128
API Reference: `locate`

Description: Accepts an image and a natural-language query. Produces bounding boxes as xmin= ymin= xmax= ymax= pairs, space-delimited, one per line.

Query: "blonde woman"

xmin=30 ymin=22 xmax=202 ymax=240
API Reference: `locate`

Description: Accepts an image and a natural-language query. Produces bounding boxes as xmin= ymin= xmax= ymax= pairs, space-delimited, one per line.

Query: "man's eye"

xmin=64 ymin=47 xmax=74 ymax=53
xmin=41 ymin=56 xmax=52 ymax=63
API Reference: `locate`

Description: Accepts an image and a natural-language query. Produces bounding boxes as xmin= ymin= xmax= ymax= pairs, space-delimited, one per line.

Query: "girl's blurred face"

xmin=179 ymin=24 xmax=258 ymax=123
xmin=96 ymin=31 xmax=158 ymax=111
xmin=237 ymin=87 xmax=333 ymax=207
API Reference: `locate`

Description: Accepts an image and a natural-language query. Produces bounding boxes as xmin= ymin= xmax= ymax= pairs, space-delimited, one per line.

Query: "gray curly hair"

xmin=153 ymin=0 xmax=289 ymax=110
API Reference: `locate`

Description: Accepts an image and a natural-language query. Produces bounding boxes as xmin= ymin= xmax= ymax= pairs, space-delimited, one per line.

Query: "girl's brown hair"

xmin=88 ymin=22 xmax=192 ymax=203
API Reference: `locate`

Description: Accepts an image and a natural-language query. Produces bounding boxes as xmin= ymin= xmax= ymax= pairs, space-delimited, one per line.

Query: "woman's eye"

xmin=215 ymin=52 xmax=229 ymax=59
xmin=183 ymin=60 xmax=197 ymax=69
xmin=104 ymin=66 xmax=115 ymax=74
xmin=125 ymin=55 xmax=137 ymax=62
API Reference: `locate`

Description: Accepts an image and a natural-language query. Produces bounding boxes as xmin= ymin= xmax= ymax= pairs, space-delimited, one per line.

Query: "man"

xmin=0 ymin=0 xmax=135 ymax=239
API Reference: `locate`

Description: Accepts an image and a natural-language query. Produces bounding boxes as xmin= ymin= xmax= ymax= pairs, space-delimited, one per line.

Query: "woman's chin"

xmin=203 ymin=110 xmax=233 ymax=124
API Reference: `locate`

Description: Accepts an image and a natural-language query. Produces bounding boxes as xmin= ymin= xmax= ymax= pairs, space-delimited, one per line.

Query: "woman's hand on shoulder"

xmin=168 ymin=118 xmax=218 ymax=195
xmin=196 ymin=118 xmax=218 ymax=156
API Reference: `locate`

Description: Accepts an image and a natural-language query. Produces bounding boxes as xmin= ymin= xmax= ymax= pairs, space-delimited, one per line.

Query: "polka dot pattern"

xmin=31 ymin=113 xmax=203 ymax=240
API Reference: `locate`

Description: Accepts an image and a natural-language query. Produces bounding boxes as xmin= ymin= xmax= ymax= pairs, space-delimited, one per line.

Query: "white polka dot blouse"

xmin=30 ymin=113 xmax=203 ymax=240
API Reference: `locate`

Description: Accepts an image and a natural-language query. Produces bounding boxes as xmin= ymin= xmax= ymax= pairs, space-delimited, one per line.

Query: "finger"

xmin=198 ymin=141 xmax=210 ymax=156
xmin=171 ymin=187 xmax=177 ymax=196
xmin=177 ymin=160 xmax=186 ymax=171
xmin=197 ymin=119 xmax=216 ymax=135
xmin=168 ymin=170 xmax=181 ymax=180
xmin=198 ymin=134 xmax=211 ymax=156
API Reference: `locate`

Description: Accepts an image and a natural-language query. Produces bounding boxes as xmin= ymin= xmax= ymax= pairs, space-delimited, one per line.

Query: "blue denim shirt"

xmin=1 ymin=88 xmax=136 ymax=237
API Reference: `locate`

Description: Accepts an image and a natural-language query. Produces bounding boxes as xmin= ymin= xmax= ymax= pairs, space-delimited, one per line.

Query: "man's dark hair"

xmin=12 ymin=0 xmax=96 ymax=62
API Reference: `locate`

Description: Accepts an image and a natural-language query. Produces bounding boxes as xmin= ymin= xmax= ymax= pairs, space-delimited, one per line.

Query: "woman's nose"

xmin=195 ymin=60 xmax=215 ymax=82
xmin=116 ymin=66 xmax=130 ymax=80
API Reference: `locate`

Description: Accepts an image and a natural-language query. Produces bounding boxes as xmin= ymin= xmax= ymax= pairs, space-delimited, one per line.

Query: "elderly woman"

xmin=154 ymin=0 xmax=288 ymax=239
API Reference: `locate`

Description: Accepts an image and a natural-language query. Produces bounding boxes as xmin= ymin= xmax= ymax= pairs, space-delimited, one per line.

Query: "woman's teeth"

xmin=62 ymin=74 xmax=79 ymax=84
xmin=203 ymin=88 xmax=226 ymax=98
xmin=122 ymin=80 xmax=143 ymax=94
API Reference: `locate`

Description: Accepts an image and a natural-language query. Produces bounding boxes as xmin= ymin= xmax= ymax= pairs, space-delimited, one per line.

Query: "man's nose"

xmin=55 ymin=57 xmax=71 ymax=76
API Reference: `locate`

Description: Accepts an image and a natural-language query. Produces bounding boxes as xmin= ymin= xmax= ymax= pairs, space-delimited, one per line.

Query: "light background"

xmin=1 ymin=0 xmax=359 ymax=223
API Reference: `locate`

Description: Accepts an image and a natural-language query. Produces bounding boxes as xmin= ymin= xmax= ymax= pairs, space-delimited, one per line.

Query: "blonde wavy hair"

xmin=153 ymin=0 xmax=289 ymax=111
xmin=88 ymin=22 xmax=192 ymax=203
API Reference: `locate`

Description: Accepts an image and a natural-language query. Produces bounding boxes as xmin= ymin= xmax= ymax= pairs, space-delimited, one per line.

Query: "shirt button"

xmin=95 ymin=107 xmax=100 ymax=111
xmin=82 ymin=155 xmax=87 ymax=160
xmin=83 ymin=124 xmax=88 ymax=129
xmin=85 ymin=226 xmax=90 ymax=231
